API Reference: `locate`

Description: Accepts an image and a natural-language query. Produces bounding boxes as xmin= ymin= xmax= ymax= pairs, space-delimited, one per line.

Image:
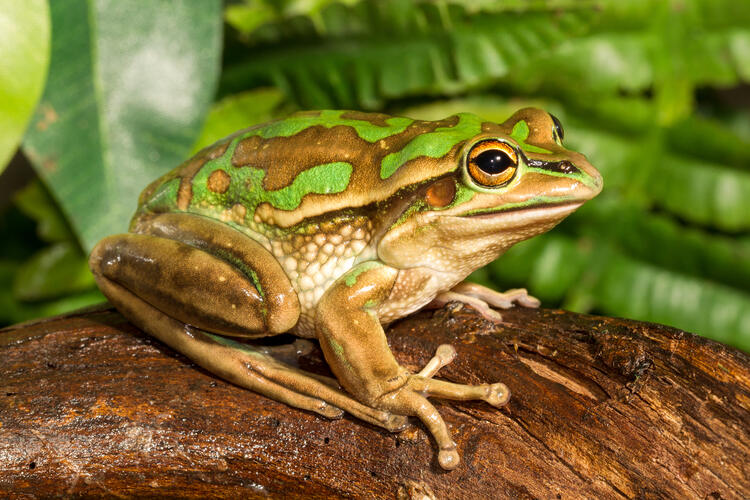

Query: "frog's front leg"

xmin=316 ymin=262 xmax=510 ymax=470
xmin=429 ymin=282 xmax=540 ymax=322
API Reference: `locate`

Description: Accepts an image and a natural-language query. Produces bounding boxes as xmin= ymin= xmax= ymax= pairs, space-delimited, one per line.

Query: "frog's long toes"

xmin=483 ymin=382 xmax=511 ymax=407
xmin=317 ymin=402 xmax=345 ymax=419
xmin=382 ymin=413 xmax=410 ymax=432
xmin=435 ymin=344 xmax=456 ymax=364
xmin=418 ymin=344 xmax=457 ymax=378
xmin=438 ymin=446 xmax=460 ymax=470
xmin=518 ymin=294 xmax=541 ymax=308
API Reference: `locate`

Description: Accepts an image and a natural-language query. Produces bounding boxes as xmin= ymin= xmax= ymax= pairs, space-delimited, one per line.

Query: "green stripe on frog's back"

xmin=251 ymin=110 xmax=414 ymax=143
xmin=188 ymin=135 xmax=353 ymax=215
xmin=138 ymin=111 xmax=492 ymax=229
xmin=380 ymin=113 xmax=484 ymax=179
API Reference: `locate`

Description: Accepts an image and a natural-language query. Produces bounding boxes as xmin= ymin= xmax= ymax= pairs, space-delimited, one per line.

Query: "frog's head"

xmin=378 ymin=107 xmax=602 ymax=275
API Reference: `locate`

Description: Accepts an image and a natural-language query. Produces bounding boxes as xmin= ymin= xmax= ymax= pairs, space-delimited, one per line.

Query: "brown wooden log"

xmin=1 ymin=304 xmax=748 ymax=499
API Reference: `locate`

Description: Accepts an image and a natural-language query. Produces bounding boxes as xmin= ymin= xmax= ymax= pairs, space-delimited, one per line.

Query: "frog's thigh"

xmin=91 ymin=267 xmax=344 ymax=419
xmin=90 ymin=223 xmax=406 ymax=430
xmin=93 ymin=213 xmax=301 ymax=336
xmin=91 ymin=233 xmax=272 ymax=336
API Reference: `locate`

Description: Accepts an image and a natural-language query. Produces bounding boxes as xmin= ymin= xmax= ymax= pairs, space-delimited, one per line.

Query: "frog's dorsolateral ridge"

xmin=89 ymin=108 xmax=602 ymax=470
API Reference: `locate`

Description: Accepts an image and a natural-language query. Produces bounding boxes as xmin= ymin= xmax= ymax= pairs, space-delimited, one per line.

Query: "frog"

xmin=89 ymin=108 xmax=602 ymax=470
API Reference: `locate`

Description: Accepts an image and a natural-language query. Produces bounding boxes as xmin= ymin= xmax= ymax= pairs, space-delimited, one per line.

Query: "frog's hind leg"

xmin=90 ymin=216 xmax=407 ymax=431
xmin=93 ymin=273 xmax=408 ymax=431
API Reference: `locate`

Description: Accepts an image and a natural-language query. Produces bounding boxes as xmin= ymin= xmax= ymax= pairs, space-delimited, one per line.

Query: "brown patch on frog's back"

xmin=231 ymin=116 xmax=460 ymax=193
xmin=290 ymin=110 xmax=322 ymax=118
xmin=481 ymin=122 xmax=507 ymax=134
xmin=339 ymin=110 xmax=393 ymax=127
xmin=207 ymin=169 xmax=231 ymax=194
xmin=228 ymin=116 xmax=476 ymax=228
xmin=175 ymin=140 xmax=231 ymax=210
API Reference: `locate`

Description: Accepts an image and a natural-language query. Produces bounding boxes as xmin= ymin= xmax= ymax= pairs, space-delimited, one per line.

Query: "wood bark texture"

xmin=1 ymin=304 xmax=748 ymax=499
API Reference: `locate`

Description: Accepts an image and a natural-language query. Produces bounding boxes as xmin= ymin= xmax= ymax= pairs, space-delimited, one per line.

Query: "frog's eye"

xmin=550 ymin=113 xmax=564 ymax=143
xmin=466 ymin=139 xmax=518 ymax=188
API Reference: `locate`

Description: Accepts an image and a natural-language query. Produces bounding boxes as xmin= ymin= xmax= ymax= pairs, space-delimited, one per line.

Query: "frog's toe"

xmin=417 ymin=344 xmax=457 ymax=378
xmin=383 ymin=414 xmax=410 ymax=432
xmin=448 ymin=283 xmax=541 ymax=311
xmin=438 ymin=446 xmax=460 ymax=470
xmin=482 ymin=382 xmax=511 ymax=408
xmin=515 ymin=291 xmax=541 ymax=308
xmin=317 ymin=402 xmax=345 ymax=419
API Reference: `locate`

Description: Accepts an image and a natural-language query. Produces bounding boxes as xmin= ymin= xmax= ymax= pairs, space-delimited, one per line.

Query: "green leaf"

xmin=489 ymin=234 xmax=588 ymax=303
xmin=191 ymin=88 xmax=288 ymax=153
xmin=568 ymin=200 xmax=750 ymax=294
xmin=13 ymin=180 xmax=73 ymax=243
xmin=490 ymin=234 xmax=750 ymax=350
xmin=13 ymin=241 xmax=95 ymax=302
xmin=221 ymin=2 xmax=595 ymax=108
xmin=0 ymin=258 xmax=103 ymax=325
xmin=225 ymin=1 xmax=278 ymax=38
xmin=593 ymin=249 xmax=750 ymax=350
xmin=649 ymin=155 xmax=750 ymax=232
xmin=23 ymin=0 xmax=223 ymax=252
xmin=0 ymin=0 xmax=50 ymax=173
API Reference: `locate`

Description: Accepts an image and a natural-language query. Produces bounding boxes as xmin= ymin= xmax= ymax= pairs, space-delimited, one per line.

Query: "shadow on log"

xmin=1 ymin=304 xmax=748 ymax=499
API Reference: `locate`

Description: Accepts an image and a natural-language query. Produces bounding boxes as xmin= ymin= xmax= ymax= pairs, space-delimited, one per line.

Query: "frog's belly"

xmin=264 ymin=219 xmax=378 ymax=337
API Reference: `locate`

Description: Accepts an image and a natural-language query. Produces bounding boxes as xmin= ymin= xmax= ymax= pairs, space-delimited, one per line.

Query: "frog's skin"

xmin=89 ymin=108 xmax=602 ymax=470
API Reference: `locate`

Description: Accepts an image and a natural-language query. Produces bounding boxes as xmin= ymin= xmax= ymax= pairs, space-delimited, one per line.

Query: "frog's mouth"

xmin=465 ymin=201 xmax=583 ymax=223
xmin=436 ymin=202 xmax=583 ymax=238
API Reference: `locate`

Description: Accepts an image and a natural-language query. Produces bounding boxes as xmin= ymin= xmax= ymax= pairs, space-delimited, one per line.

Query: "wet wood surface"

xmin=1 ymin=304 xmax=748 ymax=499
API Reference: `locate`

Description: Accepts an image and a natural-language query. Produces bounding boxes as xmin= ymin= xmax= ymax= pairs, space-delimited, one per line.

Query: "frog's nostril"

xmin=557 ymin=161 xmax=576 ymax=174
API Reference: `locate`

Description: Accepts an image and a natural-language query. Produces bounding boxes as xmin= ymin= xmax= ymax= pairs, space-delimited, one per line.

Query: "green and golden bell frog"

xmin=90 ymin=108 xmax=602 ymax=470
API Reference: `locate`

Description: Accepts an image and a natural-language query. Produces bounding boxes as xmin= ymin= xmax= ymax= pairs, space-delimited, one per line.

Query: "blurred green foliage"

xmin=0 ymin=0 xmax=49 ymax=173
xmin=2 ymin=0 xmax=749 ymax=351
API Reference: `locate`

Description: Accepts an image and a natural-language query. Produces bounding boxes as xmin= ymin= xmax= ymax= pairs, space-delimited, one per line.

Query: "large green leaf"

xmin=0 ymin=0 xmax=50 ymax=173
xmin=22 ymin=0 xmax=223 ymax=252
xmin=488 ymin=234 xmax=750 ymax=351
xmin=191 ymin=88 xmax=288 ymax=153
xmin=221 ymin=1 xmax=594 ymax=108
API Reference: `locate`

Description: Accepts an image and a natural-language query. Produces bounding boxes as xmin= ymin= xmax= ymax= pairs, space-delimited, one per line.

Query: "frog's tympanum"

xmin=90 ymin=109 xmax=601 ymax=469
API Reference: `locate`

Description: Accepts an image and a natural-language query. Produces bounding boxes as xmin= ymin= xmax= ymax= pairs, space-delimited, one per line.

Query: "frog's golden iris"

xmin=466 ymin=139 xmax=518 ymax=187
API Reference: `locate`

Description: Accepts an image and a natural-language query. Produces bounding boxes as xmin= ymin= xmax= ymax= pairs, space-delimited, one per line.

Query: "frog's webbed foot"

xmin=380 ymin=344 xmax=510 ymax=470
xmin=430 ymin=282 xmax=540 ymax=322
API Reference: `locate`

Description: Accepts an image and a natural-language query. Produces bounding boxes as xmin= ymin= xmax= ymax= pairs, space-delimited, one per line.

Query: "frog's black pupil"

xmin=550 ymin=113 xmax=564 ymax=141
xmin=474 ymin=149 xmax=513 ymax=174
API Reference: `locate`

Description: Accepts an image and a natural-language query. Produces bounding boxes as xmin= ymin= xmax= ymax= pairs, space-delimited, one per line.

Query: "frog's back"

xmin=134 ymin=110 xmax=490 ymax=231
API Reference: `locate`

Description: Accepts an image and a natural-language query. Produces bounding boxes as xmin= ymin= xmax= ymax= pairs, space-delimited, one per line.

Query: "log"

xmin=1 ymin=304 xmax=748 ymax=499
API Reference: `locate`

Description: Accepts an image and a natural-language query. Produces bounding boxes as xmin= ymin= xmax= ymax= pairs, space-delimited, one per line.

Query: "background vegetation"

xmin=1 ymin=0 xmax=749 ymax=351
